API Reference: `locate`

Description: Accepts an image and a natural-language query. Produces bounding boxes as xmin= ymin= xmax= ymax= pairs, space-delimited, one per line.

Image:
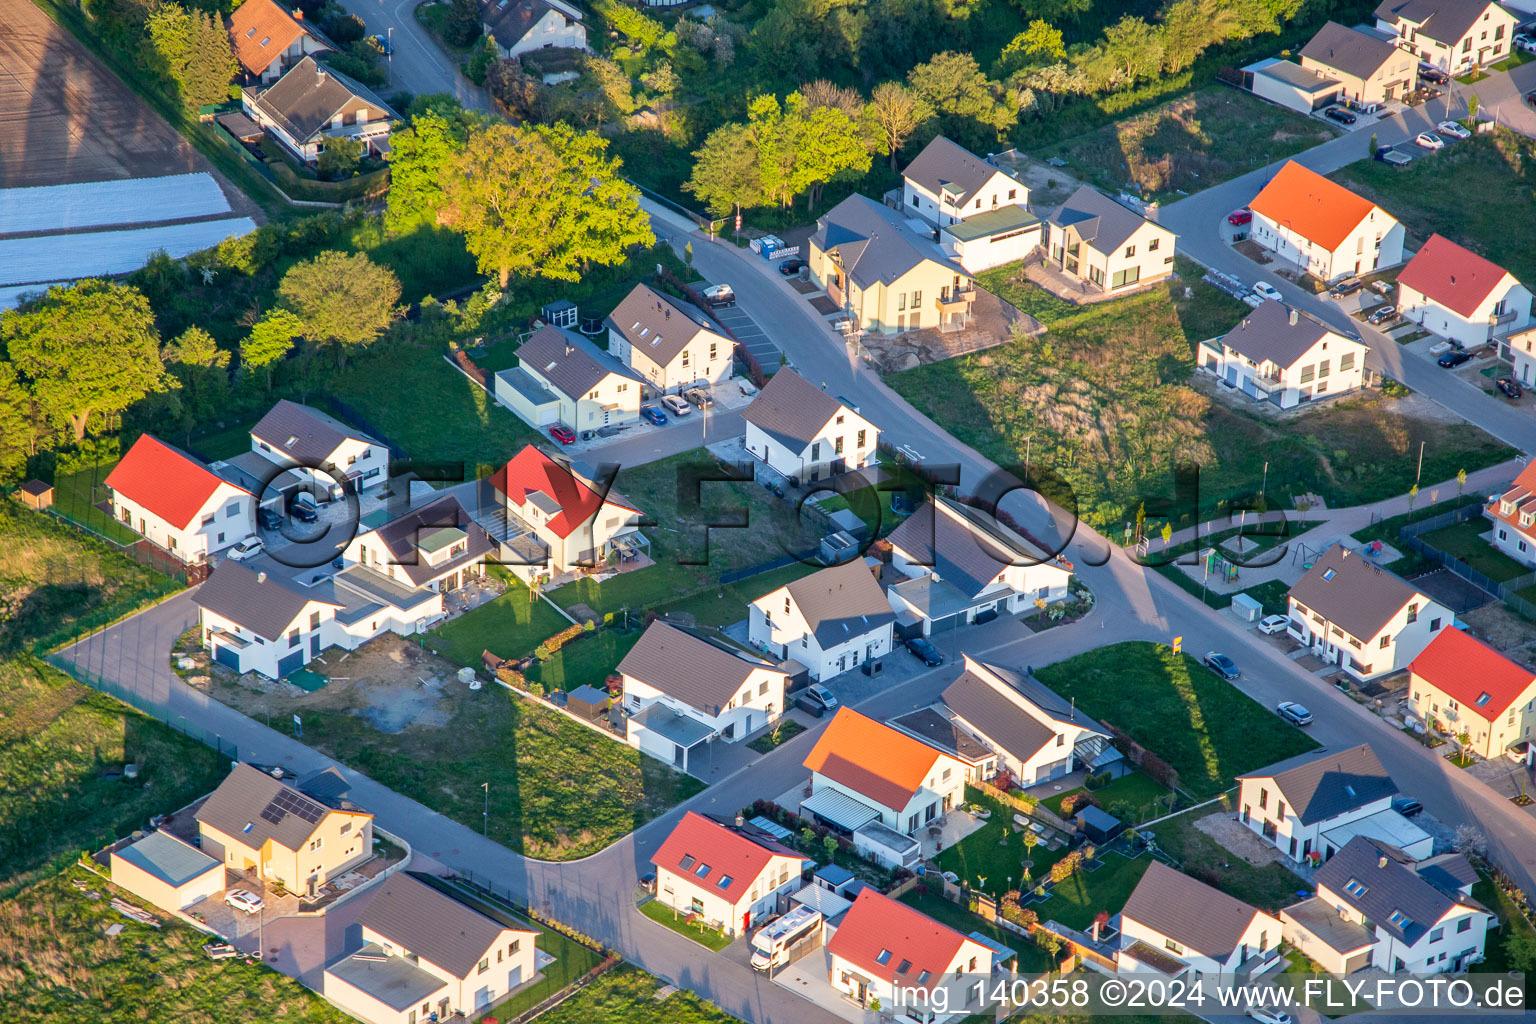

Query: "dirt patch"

xmin=1233 ymin=239 xmax=1273 ymax=264
xmin=988 ymin=152 xmax=1085 ymax=208
xmin=1192 ymin=810 xmax=1284 ymax=866
xmin=1461 ymin=602 xmax=1536 ymax=653
xmin=564 ymin=602 xmax=601 ymax=624
xmin=865 ymin=289 xmax=1039 ymax=373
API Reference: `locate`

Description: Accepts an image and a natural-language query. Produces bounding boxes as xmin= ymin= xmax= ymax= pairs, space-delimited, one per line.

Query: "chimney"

xmin=258 ymin=571 xmax=268 ymax=583
xmin=1378 ymin=854 xmax=1388 ymax=868
xmin=1450 ymin=274 xmax=1456 ymax=284
xmin=1288 ymin=308 xmax=1298 ymax=326
xmin=1090 ymin=919 xmax=1102 ymax=941
xmin=292 ymin=7 xmax=303 ymax=18
xmin=735 ymin=814 xmax=745 ymax=828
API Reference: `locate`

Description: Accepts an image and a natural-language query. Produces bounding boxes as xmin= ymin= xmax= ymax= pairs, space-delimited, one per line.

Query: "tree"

xmin=1468 ymin=93 xmax=1480 ymax=120
xmin=317 ymin=135 xmax=363 ymax=179
xmin=908 ymin=52 xmax=1017 ymax=150
xmin=1457 ymin=467 xmax=1468 ymax=497
xmin=277 ymin=251 xmax=401 ymax=364
xmin=162 ymin=326 xmax=230 ymax=419
xmin=241 ymin=310 xmax=302 ymax=390
xmin=0 ymin=362 xmax=33 ymax=482
xmin=438 ymin=122 xmax=652 ymax=287
xmin=386 ymin=107 xmax=476 ymax=232
xmin=442 ymin=0 xmax=482 ymax=47
xmin=685 ymin=121 xmax=766 ymax=217
xmin=998 ymin=19 xmax=1066 ymax=74
xmin=866 ymin=81 xmax=929 ymax=169
xmin=801 ymin=79 xmax=863 ymax=118
xmin=144 ymin=4 xmax=238 ymax=109
xmin=2 ymin=280 xmax=174 ymax=441
xmin=1369 ymin=131 xmax=1378 ymax=156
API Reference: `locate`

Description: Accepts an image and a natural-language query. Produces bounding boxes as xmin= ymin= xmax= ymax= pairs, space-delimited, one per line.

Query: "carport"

xmin=801 ymin=788 xmax=882 ymax=833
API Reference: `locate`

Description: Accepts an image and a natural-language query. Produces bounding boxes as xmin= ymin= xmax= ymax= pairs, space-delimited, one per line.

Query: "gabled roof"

xmin=248 ymin=56 xmax=398 ymax=144
xmin=619 ymin=620 xmax=783 ymax=717
xmin=605 ymin=283 xmax=723 ymax=368
xmin=1396 ymin=233 xmax=1518 ymax=318
xmin=489 ymin=444 xmax=638 ymax=540
xmin=1410 ymin=627 xmax=1536 ymax=722
xmin=1237 ymin=744 xmax=1397 ymax=826
xmin=1299 ymin=21 xmax=1403 ymax=80
xmin=1315 ymin=836 xmax=1484 ymax=946
xmin=1488 ymin=460 xmax=1536 ymax=539
xmin=228 ymin=0 xmax=317 ymax=76
xmin=515 ymin=324 xmax=641 ymax=401
xmin=107 ymin=434 xmax=248 ymax=530
xmin=363 ymin=494 xmax=495 ymax=588
xmin=810 ymin=193 xmax=966 ymax=290
xmin=825 ymin=888 xmax=971 ymax=991
xmin=480 ymin=0 xmax=580 ymax=50
xmin=804 ymin=708 xmax=947 ymax=811
xmin=1249 ymin=161 xmax=1383 ymax=252
xmin=1287 ymin=544 xmax=1425 ymax=642
xmin=902 ymin=135 xmax=1016 ymax=206
xmin=193 ymin=561 xmax=339 ymax=642
xmin=1048 ymin=186 xmax=1154 ymax=255
xmin=251 ymin=399 xmax=380 ymax=467
xmin=776 ymin=560 xmax=895 ymax=649
xmin=1374 ymin=0 xmax=1506 ymax=46
xmin=940 ymin=656 xmax=1107 ymax=765
xmin=741 ymin=369 xmax=857 ymax=454
xmin=1122 ymin=861 xmax=1274 ymax=959
xmin=1221 ymin=300 xmax=1354 ymax=369
xmin=886 ymin=496 xmax=1057 ymax=600
xmin=357 ymin=873 xmax=532 ymax=979
xmin=196 ymin=762 xmax=365 ymax=852
xmin=651 ymin=812 xmax=801 ymax=906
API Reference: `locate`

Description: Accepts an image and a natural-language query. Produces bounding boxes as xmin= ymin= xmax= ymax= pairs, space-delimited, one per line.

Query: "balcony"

xmin=1491 ymin=310 xmax=1518 ymax=326
xmin=934 ymin=288 xmax=976 ymax=313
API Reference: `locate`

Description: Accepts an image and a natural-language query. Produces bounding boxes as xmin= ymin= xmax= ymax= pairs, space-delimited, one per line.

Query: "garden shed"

xmin=1075 ymin=805 xmax=1125 ymax=845
xmin=1231 ymin=592 xmax=1263 ymax=623
xmin=566 ymin=684 xmax=610 ymax=722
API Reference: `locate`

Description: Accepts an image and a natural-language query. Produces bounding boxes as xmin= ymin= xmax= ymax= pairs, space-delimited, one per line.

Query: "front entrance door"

xmin=310 ymin=635 xmax=320 ymax=657
xmin=743 ymin=910 xmax=751 ymax=933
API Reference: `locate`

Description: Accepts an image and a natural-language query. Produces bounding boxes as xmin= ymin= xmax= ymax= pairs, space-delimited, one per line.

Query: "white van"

xmin=749 ymin=905 xmax=822 ymax=971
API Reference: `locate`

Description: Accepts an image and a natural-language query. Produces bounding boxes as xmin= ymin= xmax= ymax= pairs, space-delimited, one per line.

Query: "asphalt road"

xmin=329 ymin=0 xmax=487 ymax=107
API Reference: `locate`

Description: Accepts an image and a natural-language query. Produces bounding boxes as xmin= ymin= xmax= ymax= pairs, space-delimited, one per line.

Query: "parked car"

xmin=683 ymin=387 xmax=714 ymax=410
xmin=1257 ymin=614 xmax=1289 ymax=635
xmin=1374 ymin=146 xmax=1411 ymax=166
xmin=1506 ymin=739 xmax=1532 ymax=763
xmin=1251 ymin=282 xmax=1282 ymax=303
xmin=777 ymin=258 xmax=806 ymax=276
xmin=1438 ymin=349 xmax=1472 ymax=368
xmin=1247 ymin=1010 xmax=1293 ymax=1024
xmin=1227 ymin=209 xmax=1253 ymax=226
xmin=368 ymin=33 xmax=393 ymax=55
xmin=1391 ymin=795 xmax=1424 ymax=817
xmin=803 ymin=683 xmax=838 ymax=714
xmin=702 ymin=283 xmax=735 ymax=308
xmin=1437 ymin=119 xmax=1471 ymax=140
xmin=289 ymin=495 xmax=318 ymax=523
xmin=1324 ymin=106 xmax=1357 ymax=125
xmin=738 ymin=379 xmax=760 ymax=397
xmin=257 ymin=506 xmax=283 ymax=531
xmin=660 ymin=394 xmax=692 ymax=416
xmin=1418 ymin=63 xmax=1450 ymax=84
xmin=226 ymin=537 xmax=264 ymax=562
xmin=1527 ymin=90 xmax=1536 ymax=109
xmin=1204 ymin=652 xmax=1241 ymax=680
xmin=1366 ymin=304 xmax=1397 ymax=326
xmin=1276 ymin=701 xmax=1313 ymax=726
xmin=549 ymin=424 xmax=577 ymax=445
xmin=1414 ymin=132 xmax=1445 ymax=150
xmin=906 ymin=636 xmax=945 ymax=667
xmin=1497 ymin=376 xmax=1523 ymax=399
xmin=640 ymin=404 xmax=668 ymax=426
xmin=1329 ymin=279 xmax=1363 ymax=298
xmin=1515 ymin=32 xmax=1536 ymax=54
xmin=224 ymin=889 xmax=265 ymax=915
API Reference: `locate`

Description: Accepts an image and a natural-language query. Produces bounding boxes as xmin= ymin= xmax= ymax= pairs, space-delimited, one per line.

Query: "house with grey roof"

xmin=749 ymin=559 xmax=894 ymax=682
xmin=1300 ymin=20 xmax=1419 ymax=105
xmin=1043 ymin=185 xmax=1176 ymax=296
xmin=1116 ymin=861 xmax=1283 ymax=982
xmin=1286 ymin=544 xmax=1452 ymax=680
xmin=896 ymin=135 xmax=1041 ymax=272
xmin=1198 ymin=300 xmax=1369 ymax=409
xmin=325 ymin=872 xmax=539 ymax=1024
xmin=885 ymin=496 xmax=1074 ymax=634
xmin=605 ymin=283 xmax=733 ymax=393
xmin=934 ymin=655 xmax=1120 ymax=787
xmin=341 ymin=493 xmax=495 ymax=593
xmin=241 ymin=55 xmax=397 ymax=164
xmin=495 ymin=324 xmax=642 ymax=432
xmin=480 ymin=0 xmax=586 ymax=59
xmin=807 ymin=193 xmax=977 ymax=334
xmin=741 ymin=369 xmax=879 ymax=485
xmin=1375 ymin=0 xmax=1517 ymax=74
xmin=249 ymin=399 xmax=389 ymax=497
xmin=1236 ymin=743 xmax=1432 ymax=867
xmin=619 ymin=620 xmax=791 ymax=771
xmin=1284 ymin=836 xmax=1491 ymax=974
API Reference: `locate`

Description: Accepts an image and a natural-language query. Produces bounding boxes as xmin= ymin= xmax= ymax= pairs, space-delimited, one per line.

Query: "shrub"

xmin=1141 ymin=751 xmax=1179 ymax=790
xmin=496 ymin=665 xmax=526 ymax=688
xmin=1060 ymin=792 xmax=1098 ymax=816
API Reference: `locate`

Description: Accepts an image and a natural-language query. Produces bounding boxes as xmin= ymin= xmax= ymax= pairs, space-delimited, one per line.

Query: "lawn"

xmin=1147 ymin=798 xmax=1307 ymax=914
xmin=1035 ymin=87 xmax=1334 ymax=201
xmin=638 ymin=897 xmax=734 ymax=951
xmin=1416 ymin=520 xmax=1529 ymax=582
xmin=532 ymin=964 xmax=740 ymax=1024
xmin=0 ymin=866 xmax=355 ymax=1022
xmin=1472 ymin=870 xmax=1536 ymax=975
xmin=747 ymin=718 xmax=805 ymax=752
xmin=1048 ymin=771 xmax=1174 ymax=824
xmin=424 ymin=579 xmax=571 ymax=666
xmin=934 ymin=786 xmax=1066 ymax=894
xmin=1350 ymin=492 xmax=1488 ymax=574
xmin=47 ymin=463 xmax=140 ymax=545
xmin=1034 ymin=643 xmax=1321 ymax=799
xmin=899 ymin=887 xmax=1053 ymax=973
xmin=530 ymin=628 xmax=643 ymax=692
xmin=1031 ymin=849 xmax=1153 ymax=931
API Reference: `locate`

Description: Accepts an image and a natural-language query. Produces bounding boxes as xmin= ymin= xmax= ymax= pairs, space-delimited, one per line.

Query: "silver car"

xmin=224 ymin=889 xmax=265 ymax=915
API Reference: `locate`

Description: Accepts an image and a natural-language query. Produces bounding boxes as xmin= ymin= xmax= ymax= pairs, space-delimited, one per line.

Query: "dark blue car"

xmin=640 ymin=405 xmax=667 ymax=426
xmin=906 ymin=637 xmax=945 ymax=667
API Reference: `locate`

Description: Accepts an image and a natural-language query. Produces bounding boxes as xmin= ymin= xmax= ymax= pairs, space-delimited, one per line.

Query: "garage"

xmin=277 ymin=649 xmax=305 ymax=676
xmin=213 ymin=644 xmax=242 ymax=671
xmin=109 ymin=830 xmax=224 ymax=912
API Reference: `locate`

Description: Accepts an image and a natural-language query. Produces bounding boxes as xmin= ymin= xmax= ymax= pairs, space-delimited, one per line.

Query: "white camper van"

xmin=749 ymin=904 xmax=822 ymax=971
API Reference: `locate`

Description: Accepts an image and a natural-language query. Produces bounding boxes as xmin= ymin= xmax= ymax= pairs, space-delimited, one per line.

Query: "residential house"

xmin=807 ymin=193 xmax=977 ymax=334
xmin=825 ymin=888 xmax=999 ymax=1019
xmin=195 ymin=762 xmax=374 ymax=894
xmin=1506 ymin=324 xmax=1536 ymax=386
xmin=494 ymin=325 xmax=642 ymax=432
xmin=802 ymin=708 xmax=968 ymax=835
xmin=1408 ymin=626 xmax=1536 ymax=759
xmin=241 ymin=56 xmax=397 ymax=164
xmin=228 ymin=0 xmax=332 ymax=84
xmin=1248 ymin=161 xmax=1405 ymax=283
xmin=1299 ymin=21 xmax=1419 ymax=105
xmin=1235 ymin=744 xmax=1432 ymax=865
xmin=109 ymin=830 xmax=224 ymax=912
xmin=1375 ymin=0 xmax=1518 ymax=73
xmin=620 ymin=621 xmax=790 ymax=772
xmin=1287 ymin=836 xmax=1491 ymax=973
xmin=899 ymin=135 xmax=1040 ymax=272
xmin=742 ymin=369 xmax=879 ymax=485
xmin=1042 ymin=186 xmax=1176 ymax=295
xmin=341 ymin=493 xmax=495 ymax=595
xmin=325 ymin=873 xmax=538 ymax=1024
xmin=106 ymin=434 xmax=254 ymax=563
xmin=1395 ymin=233 xmax=1533 ymax=351
xmin=650 ymin=812 xmax=808 ymax=936
xmin=249 ymin=399 xmax=390 ymax=497
xmin=480 ymin=0 xmax=587 ymax=59
xmin=748 ymin=560 xmax=895 ymax=681
xmin=1243 ymin=58 xmax=1345 ymax=116
xmin=937 ymin=655 xmax=1120 ymax=787
xmin=485 ymin=444 xmax=645 ymax=583
xmin=1117 ymin=861 xmax=1283 ymax=982
xmin=885 ymin=706 xmax=998 ymax=784
xmin=1286 ymin=544 xmax=1451 ymax=680
xmin=1486 ymin=460 xmax=1536 ymax=565
xmin=885 ymin=496 xmax=1074 ymax=634
xmin=1198 ymin=300 xmax=1369 ymax=409
xmin=605 ymin=283 xmax=733 ymax=393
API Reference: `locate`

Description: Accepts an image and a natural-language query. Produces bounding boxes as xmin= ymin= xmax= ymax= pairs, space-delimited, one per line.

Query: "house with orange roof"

xmin=228 ymin=0 xmax=332 ymax=84
xmin=649 ymin=812 xmax=808 ymax=936
xmin=1487 ymin=461 xmax=1536 ymax=568
xmin=106 ymin=434 xmax=255 ymax=563
xmin=1409 ymin=627 xmax=1536 ymax=759
xmin=1395 ymin=233 xmax=1532 ymax=351
xmin=802 ymin=708 xmax=967 ymax=835
xmin=1248 ymin=161 xmax=1404 ymax=283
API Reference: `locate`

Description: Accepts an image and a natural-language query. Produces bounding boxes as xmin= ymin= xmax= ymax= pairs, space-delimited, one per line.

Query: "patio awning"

xmin=630 ymin=703 xmax=714 ymax=748
xmin=801 ymin=788 xmax=882 ymax=832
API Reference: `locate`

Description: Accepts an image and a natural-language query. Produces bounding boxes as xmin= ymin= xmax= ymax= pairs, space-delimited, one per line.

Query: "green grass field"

xmin=425 ymin=579 xmax=571 ymax=666
xmin=1148 ymin=797 xmax=1308 ymax=913
xmin=1416 ymin=520 xmax=1528 ymax=582
xmin=1048 ymin=771 xmax=1174 ymax=824
xmin=638 ymin=898 xmax=734 ymax=950
xmin=46 ymin=464 xmax=139 ymax=545
xmin=533 ymin=965 xmax=739 ymax=1024
xmin=1030 ymin=849 xmax=1153 ymax=931
xmin=1034 ymin=643 xmax=1320 ymax=799
xmin=530 ymin=628 xmax=643 ymax=692
xmin=899 ymin=888 xmax=1053 ymax=973
xmin=935 ymin=786 xmax=1067 ymax=893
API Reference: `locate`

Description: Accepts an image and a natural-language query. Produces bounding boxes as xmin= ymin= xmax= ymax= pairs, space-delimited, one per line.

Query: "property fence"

xmin=42 ymin=655 xmax=240 ymax=764
xmin=1397 ymin=502 xmax=1536 ymax=618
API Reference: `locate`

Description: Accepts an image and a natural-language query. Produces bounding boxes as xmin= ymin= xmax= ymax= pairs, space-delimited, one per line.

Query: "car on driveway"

xmin=549 ymin=424 xmax=576 ymax=445
xmin=1415 ymin=132 xmax=1445 ymax=150
xmin=1438 ymin=349 xmax=1472 ymax=368
xmin=1391 ymin=794 xmax=1424 ymax=817
xmin=1247 ymin=1010 xmax=1293 ymax=1024
xmin=1227 ymin=209 xmax=1253 ymax=226
xmin=777 ymin=258 xmax=805 ymax=276
xmin=1329 ymin=279 xmax=1363 ymax=298
xmin=1324 ymin=106 xmax=1357 ymax=125
xmin=226 ymin=537 xmax=264 ymax=562
xmin=225 ymin=889 xmax=264 ymax=915
xmin=1204 ymin=652 xmax=1241 ymax=680
xmin=1498 ymin=376 xmax=1523 ymax=399
xmin=906 ymin=636 xmax=945 ymax=666
xmin=738 ymin=380 xmax=759 ymax=397
xmin=1418 ymin=63 xmax=1450 ymax=84
xmin=1251 ymin=282 xmax=1282 ymax=303
xmin=640 ymin=404 xmax=667 ymax=425
xmin=661 ymin=394 xmax=692 ymax=416
xmin=702 ymin=283 xmax=735 ymax=308
xmin=1276 ymin=701 xmax=1313 ymax=726
xmin=1374 ymin=145 xmax=1411 ymax=166
xmin=1527 ymin=90 xmax=1536 ymax=109
xmin=803 ymin=683 xmax=838 ymax=715
xmin=289 ymin=496 xmax=319 ymax=523
xmin=1506 ymin=739 xmax=1531 ymax=763
xmin=683 ymin=387 xmax=714 ymax=410
xmin=257 ymin=506 xmax=283 ymax=531
xmin=1366 ymin=304 xmax=1397 ymax=326
xmin=1515 ymin=32 xmax=1536 ymax=54
xmin=1437 ymin=120 xmax=1471 ymax=140
xmin=1258 ymin=614 xmax=1289 ymax=635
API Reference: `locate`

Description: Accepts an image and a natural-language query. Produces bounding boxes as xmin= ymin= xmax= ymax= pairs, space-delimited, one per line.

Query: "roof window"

xmin=875 ymin=949 xmax=893 ymax=965
xmin=1322 ymin=568 xmax=1336 ymax=581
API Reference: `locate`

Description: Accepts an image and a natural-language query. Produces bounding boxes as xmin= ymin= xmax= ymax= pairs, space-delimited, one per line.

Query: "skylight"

xmin=1322 ymin=568 xmax=1336 ymax=581
xmin=260 ymin=36 xmax=271 ymax=46
xmin=1476 ymin=692 xmax=1493 ymax=707
xmin=242 ymin=822 xmax=255 ymax=833
xmin=245 ymin=27 xmax=257 ymax=37
xmin=1344 ymin=879 xmax=1367 ymax=897
xmin=875 ymin=949 xmax=893 ymax=965
xmin=1388 ymin=910 xmax=1411 ymax=928
xmin=716 ymin=874 xmax=734 ymax=889
xmin=679 ymin=854 xmax=695 ymax=870
xmin=915 ymin=970 xmax=931 ymax=985
xmin=896 ymin=959 xmax=912 ymax=974
xmin=694 ymin=862 xmax=711 ymax=877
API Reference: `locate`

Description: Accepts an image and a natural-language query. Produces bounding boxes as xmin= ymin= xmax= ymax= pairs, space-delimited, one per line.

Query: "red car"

xmin=1227 ymin=209 xmax=1253 ymax=226
xmin=549 ymin=425 xmax=576 ymax=445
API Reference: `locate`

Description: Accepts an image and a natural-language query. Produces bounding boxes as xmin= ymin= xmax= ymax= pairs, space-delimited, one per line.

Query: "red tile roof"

xmin=106 ymin=435 xmax=247 ymax=530
xmin=1248 ymin=161 xmax=1380 ymax=252
xmin=1485 ymin=461 xmax=1536 ymax=541
xmin=1396 ymin=233 xmax=1514 ymax=318
xmin=228 ymin=0 xmax=309 ymax=76
xmin=803 ymin=708 xmax=946 ymax=811
xmin=1410 ymin=627 xmax=1536 ymax=721
xmin=489 ymin=445 xmax=636 ymax=539
xmin=650 ymin=812 xmax=798 ymax=906
xmin=826 ymin=889 xmax=973 ymax=991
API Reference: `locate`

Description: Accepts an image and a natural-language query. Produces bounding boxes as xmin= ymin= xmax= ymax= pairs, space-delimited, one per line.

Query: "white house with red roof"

xmin=1395 ymin=234 xmax=1532 ymax=351
xmin=803 ymin=708 xmax=967 ymax=836
xmin=825 ymin=888 xmax=998 ymax=1017
xmin=649 ymin=812 xmax=808 ymax=937
xmin=1409 ymin=627 xmax=1536 ymax=760
xmin=1248 ymin=162 xmax=1404 ymax=283
xmin=1487 ymin=461 xmax=1536 ymax=568
xmin=106 ymin=434 xmax=255 ymax=563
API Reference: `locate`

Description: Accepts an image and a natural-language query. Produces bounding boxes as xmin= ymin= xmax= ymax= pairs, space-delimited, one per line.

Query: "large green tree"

xmin=385 ymin=101 xmax=482 ymax=233
xmin=908 ymin=52 xmax=1017 ymax=151
xmin=685 ymin=121 xmax=767 ymax=217
xmin=144 ymin=4 xmax=237 ymax=109
xmin=241 ymin=309 xmax=302 ymax=390
xmin=0 ymin=362 xmax=33 ymax=483
xmin=2 ymin=281 xmax=175 ymax=441
xmin=162 ymin=326 xmax=230 ymax=419
xmin=277 ymin=252 xmax=401 ymax=364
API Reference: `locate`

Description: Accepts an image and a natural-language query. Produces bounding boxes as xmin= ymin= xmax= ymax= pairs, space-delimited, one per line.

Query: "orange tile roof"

xmin=229 ymin=0 xmax=309 ymax=76
xmin=650 ymin=812 xmax=800 ymax=906
xmin=1486 ymin=461 xmax=1536 ymax=540
xmin=1248 ymin=161 xmax=1380 ymax=252
xmin=826 ymin=888 xmax=972 ymax=990
xmin=803 ymin=708 xmax=945 ymax=810
xmin=1410 ymin=627 xmax=1536 ymax=721
xmin=1396 ymin=233 xmax=1514 ymax=318
xmin=105 ymin=435 xmax=247 ymax=530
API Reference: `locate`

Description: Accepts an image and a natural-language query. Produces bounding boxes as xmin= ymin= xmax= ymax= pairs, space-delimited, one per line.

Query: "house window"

xmin=912 ymin=291 xmax=922 ymax=308
xmin=1457 ymin=918 xmax=1471 ymax=933
xmin=479 ymin=958 xmax=489 ymax=974
xmin=309 ymin=837 xmax=323 ymax=852
xmin=310 ymin=611 xmax=321 ymax=629
xmin=1430 ymin=617 xmax=1442 ymax=631
xmin=1149 ymin=238 xmax=1160 ymax=251
xmin=709 ymin=342 xmax=718 ymax=360
xmin=226 ymin=503 xmax=240 ymax=518
xmin=1008 ymin=189 xmax=1017 ymax=200
xmin=857 ymin=429 xmax=866 ymax=448
xmin=511 ymin=939 xmax=521 ymax=953
xmin=1318 ymin=360 xmax=1330 ymax=378
xmin=810 ymin=442 xmax=821 ymax=460
xmin=202 ymin=514 xmax=216 ymax=527
xmin=835 ymin=436 xmax=844 ymax=455
xmin=898 ymin=292 xmax=906 ymax=311
xmin=1380 ymin=635 xmax=1391 ymax=649
xmin=1124 ymin=245 xmax=1135 ymax=258
xmin=1406 ymin=603 xmax=1418 ymax=624
xmin=1165 ymin=938 xmax=1184 ymax=954
xmin=1259 ymin=789 xmax=1268 ymax=809
xmin=1340 ymin=352 xmax=1355 ymax=372
xmin=1429 ymin=927 xmax=1444 ymax=943
xmin=340 ymin=822 xmax=352 ymax=834
xmin=289 ymin=628 xmax=300 ymax=648
xmin=759 ymin=680 xmax=768 ymax=695
xmin=1299 ymin=365 xmax=1315 ymax=384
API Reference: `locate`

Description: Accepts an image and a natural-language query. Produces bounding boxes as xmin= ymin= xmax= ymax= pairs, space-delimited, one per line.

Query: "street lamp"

xmin=482 ymin=782 xmax=489 ymax=836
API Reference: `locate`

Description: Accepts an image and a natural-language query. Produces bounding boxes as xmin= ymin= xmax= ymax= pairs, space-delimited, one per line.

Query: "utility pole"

xmin=1415 ymin=440 xmax=1425 ymax=488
